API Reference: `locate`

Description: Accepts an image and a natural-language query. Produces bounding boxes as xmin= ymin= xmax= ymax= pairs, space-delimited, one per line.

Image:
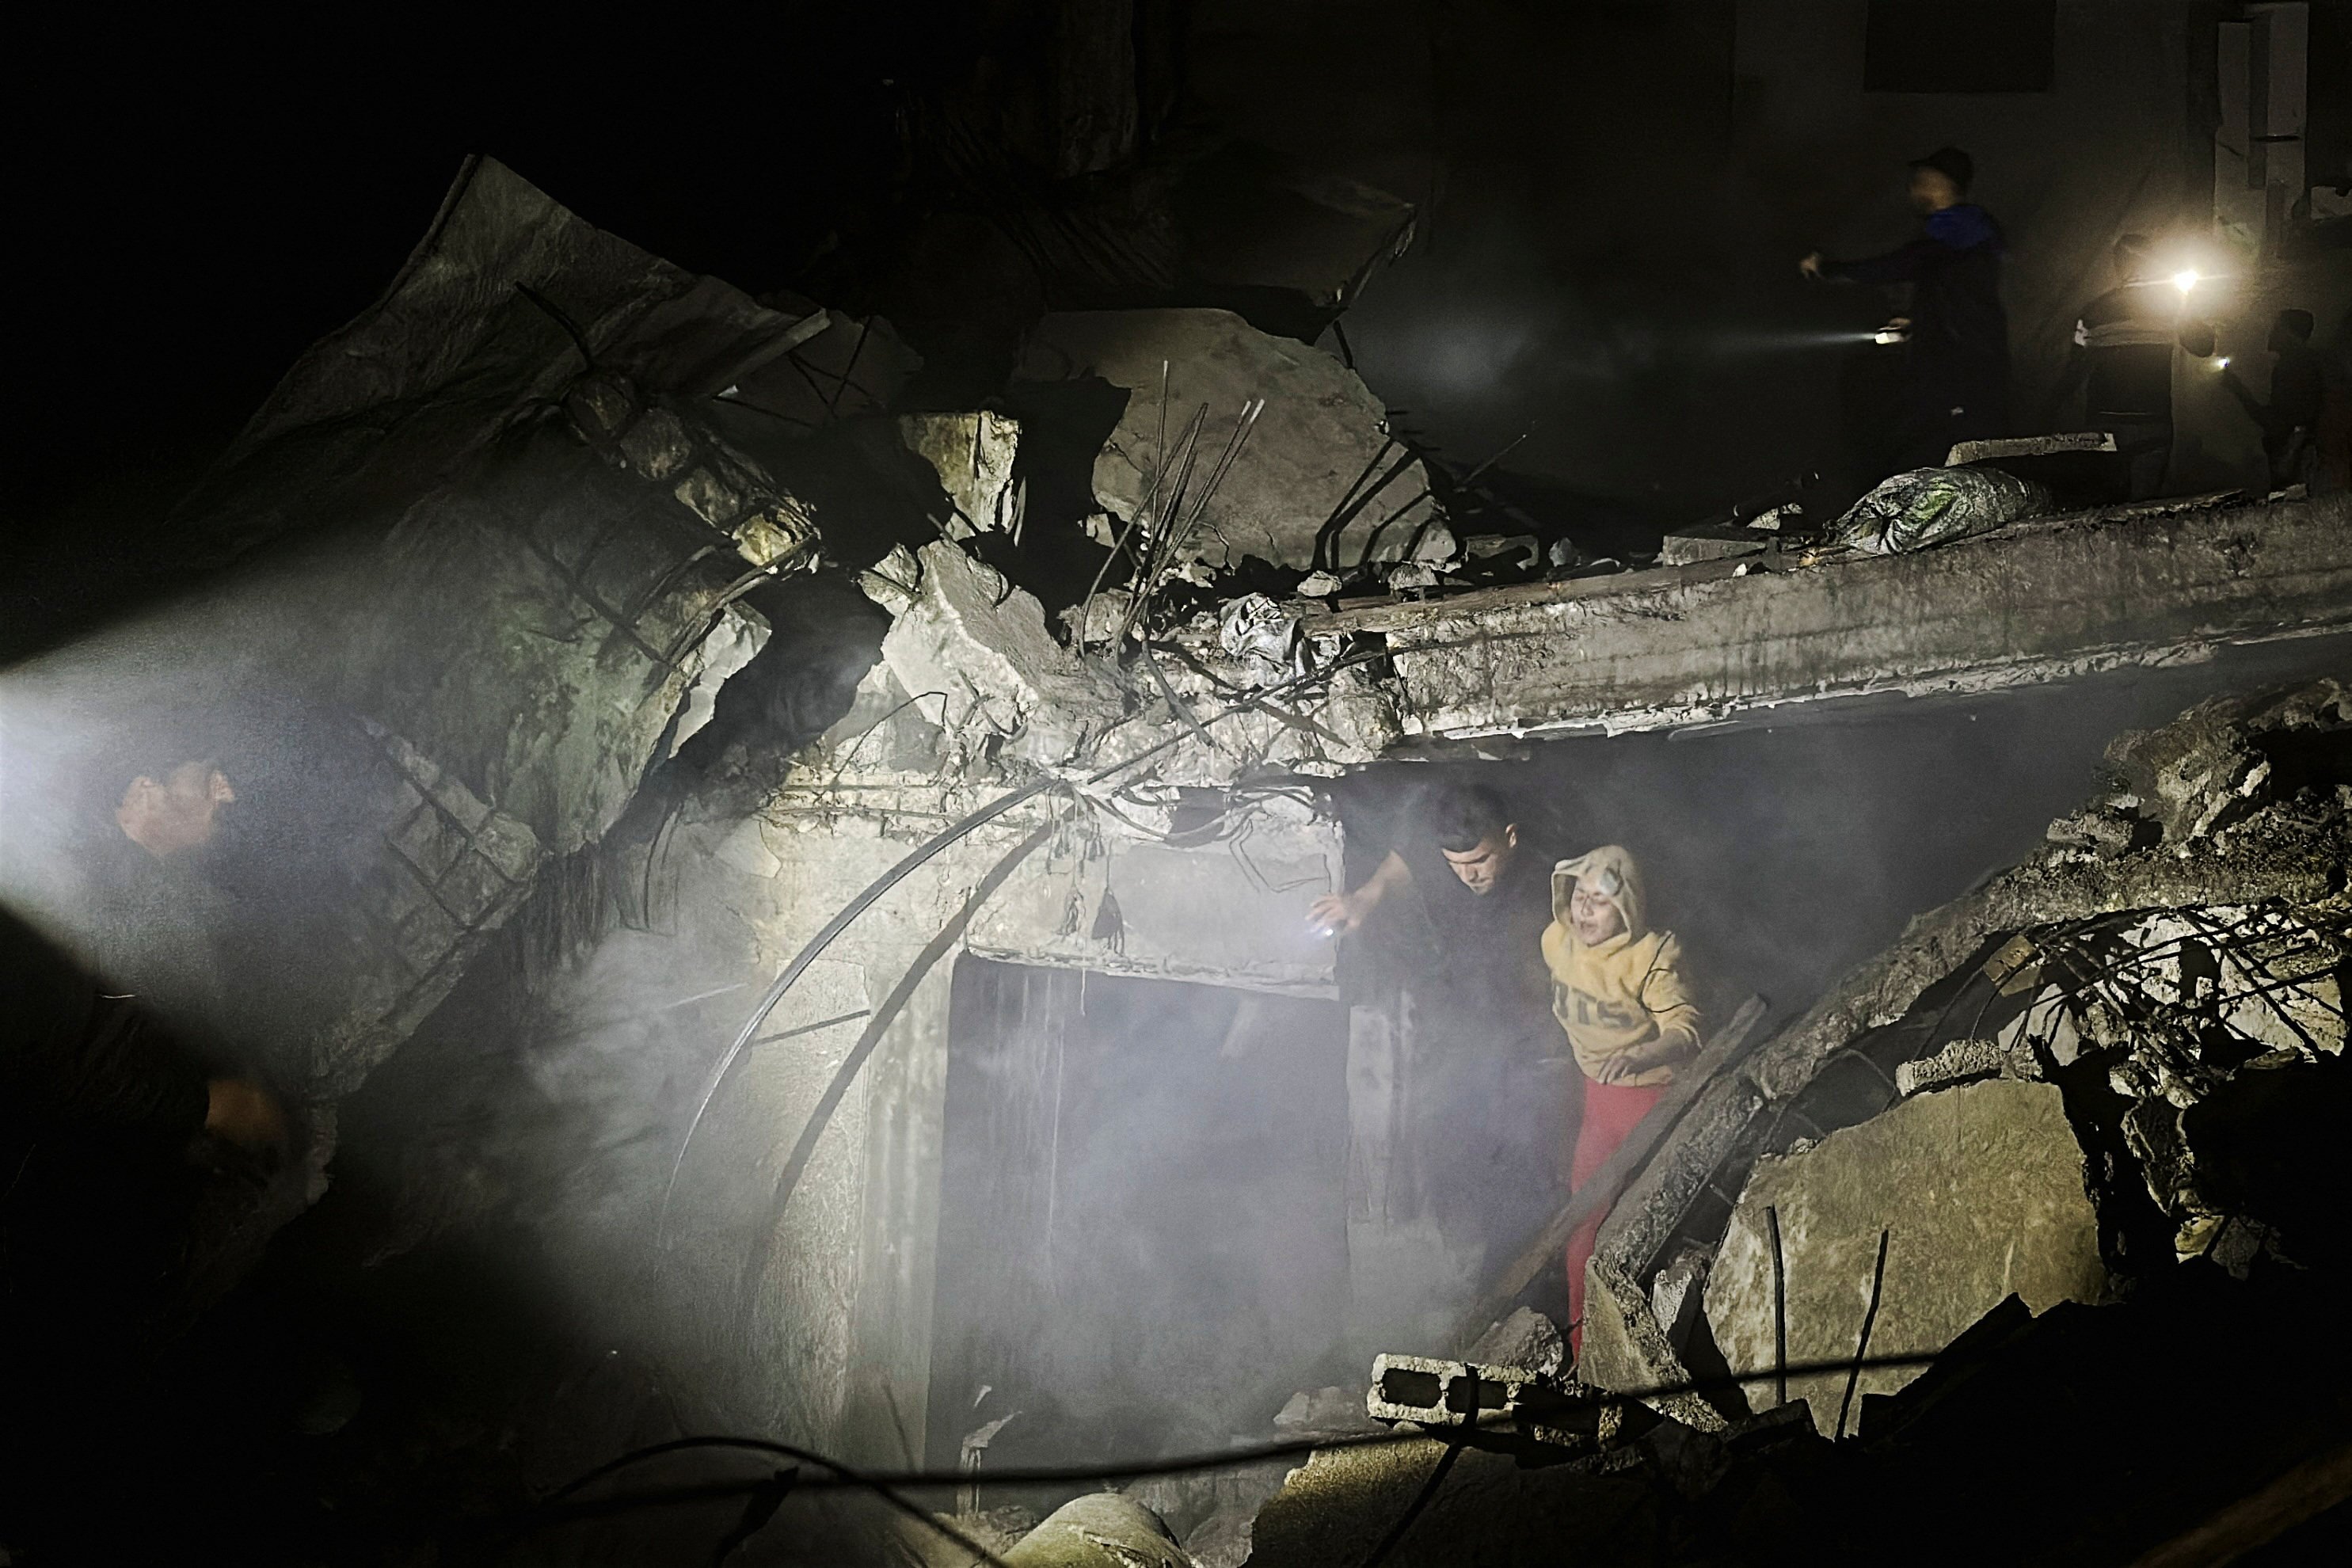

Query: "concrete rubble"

xmin=1016 ymin=307 xmax=1446 ymax=571
xmin=1701 ymin=1078 xmax=2108 ymax=1434
xmin=1578 ymin=678 xmax=2349 ymax=1428
xmin=36 ymin=97 xmax=2352 ymax=1568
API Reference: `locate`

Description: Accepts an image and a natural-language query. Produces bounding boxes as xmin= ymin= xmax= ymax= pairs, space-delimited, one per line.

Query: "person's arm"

xmin=1808 ymin=237 xmax=1942 ymax=287
xmin=2218 ymin=367 xmax=2274 ymax=432
xmin=2041 ymin=322 xmax=2093 ymax=426
xmin=1307 ymin=849 xmax=1413 ymax=934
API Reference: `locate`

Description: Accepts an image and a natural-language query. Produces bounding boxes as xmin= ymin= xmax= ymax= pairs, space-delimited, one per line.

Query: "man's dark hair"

xmin=1425 ymin=783 xmax=1514 ymax=854
xmin=2276 ymin=308 xmax=2315 ymax=343
xmin=1911 ymin=145 xmax=1974 ymax=194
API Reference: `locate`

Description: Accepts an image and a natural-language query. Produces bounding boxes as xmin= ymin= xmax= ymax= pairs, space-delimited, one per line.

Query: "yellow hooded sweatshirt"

xmin=1541 ymin=845 xmax=1703 ymax=1087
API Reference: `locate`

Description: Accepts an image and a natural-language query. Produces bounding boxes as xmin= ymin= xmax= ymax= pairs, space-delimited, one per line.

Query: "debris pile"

xmin=1575 ymin=679 xmax=2348 ymax=1424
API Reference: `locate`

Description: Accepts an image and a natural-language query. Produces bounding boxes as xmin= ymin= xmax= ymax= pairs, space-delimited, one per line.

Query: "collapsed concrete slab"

xmin=999 ymin=1492 xmax=1189 ymax=1567
xmin=1702 ymin=1079 xmax=2107 ymax=1435
xmin=13 ymin=158 xmax=838 ymax=1103
xmin=1015 ymin=307 xmax=1443 ymax=571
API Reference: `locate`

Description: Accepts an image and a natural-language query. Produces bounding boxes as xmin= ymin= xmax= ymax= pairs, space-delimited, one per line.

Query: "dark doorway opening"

xmin=926 ymin=957 xmax=1349 ymax=1473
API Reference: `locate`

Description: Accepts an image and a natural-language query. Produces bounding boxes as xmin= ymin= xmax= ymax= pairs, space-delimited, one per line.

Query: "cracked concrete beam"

xmin=1298 ymin=494 xmax=2352 ymax=740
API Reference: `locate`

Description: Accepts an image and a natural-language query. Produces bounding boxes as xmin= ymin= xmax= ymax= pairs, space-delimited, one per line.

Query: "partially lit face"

xmin=1569 ymin=881 xmax=1626 ymax=946
xmin=117 ymin=760 xmax=235 ymax=858
xmin=1909 ymin=167 xmax=1960 ymax=214
xmin=1440 ymin=827 xmax=1518 ymax=896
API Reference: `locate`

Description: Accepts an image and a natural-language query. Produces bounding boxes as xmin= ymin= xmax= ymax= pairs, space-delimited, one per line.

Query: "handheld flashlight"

xmin=1872 ymin=325 xmax=1909 ymax=346
xmin=2172 ymin=268 xmax=2201 ymax=295
xmin=2215 ymin=356 xmax=2231 ymax=370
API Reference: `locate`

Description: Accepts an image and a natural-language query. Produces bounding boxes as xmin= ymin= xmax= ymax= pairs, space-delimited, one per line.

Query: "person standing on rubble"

xmin=2048 ymin=234 xmax=2219 ymax=500
xmin=2219 ymin=308 xmax=2328 ymax=493
xmin=1802 ymin=146 xmax=2011 ymax=471
xmin=1309 ymin=782 xmax=1567 ymax=1269
xmin=1543 ymin=845 xmax=1703 ymax=1360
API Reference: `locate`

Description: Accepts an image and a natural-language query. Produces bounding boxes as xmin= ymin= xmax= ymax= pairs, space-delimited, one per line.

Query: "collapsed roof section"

xmin=44 ymin=159 xmax=855 ymax=1096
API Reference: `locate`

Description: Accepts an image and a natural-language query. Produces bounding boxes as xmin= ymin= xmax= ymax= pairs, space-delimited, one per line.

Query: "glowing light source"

xmin=2216 ymin=356 xmax=2231 ymax=369
xmin=2172 ymin=268 xmax=2202 ymax=295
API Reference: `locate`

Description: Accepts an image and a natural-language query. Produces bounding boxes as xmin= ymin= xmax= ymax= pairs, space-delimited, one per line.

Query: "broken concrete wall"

xmin=614 ymin=607 xmax=1362 ymax=1463
xmin=10 ymin=158 xmax=841 ymax=1103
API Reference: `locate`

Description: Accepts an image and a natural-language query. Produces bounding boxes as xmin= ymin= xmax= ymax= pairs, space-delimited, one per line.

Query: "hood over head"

xmin=1552 ymin=843 xmax=1646 ymax=941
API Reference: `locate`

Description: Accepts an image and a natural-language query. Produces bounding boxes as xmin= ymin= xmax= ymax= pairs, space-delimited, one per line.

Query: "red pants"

xmin=1566 ymin=1079 xmax=1667 ymax=1358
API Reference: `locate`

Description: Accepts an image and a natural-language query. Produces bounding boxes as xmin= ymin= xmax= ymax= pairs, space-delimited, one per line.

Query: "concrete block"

xmin=1464 ymin=1307 xmax=1565 ymax=1376
xmin=1016 ymin=308 xmax=1441 ymax=571
xmin=1702 ymin=1079 xmax=2107 ymax=1435
xmin=1002 ymin=1493 xmax=1189 ymax=1567
xmin=1657 ymin=524 xmax=1770 ymax=567
xmin=877 ymin=541 xmax=1127 ymax=768
xmin=899 ymin=411 xmax=1021 ymax=538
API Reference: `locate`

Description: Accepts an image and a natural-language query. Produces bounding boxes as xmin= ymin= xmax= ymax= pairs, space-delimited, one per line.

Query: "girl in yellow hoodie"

xmin=1543 ymin=844 xmax=1703 ymax=1357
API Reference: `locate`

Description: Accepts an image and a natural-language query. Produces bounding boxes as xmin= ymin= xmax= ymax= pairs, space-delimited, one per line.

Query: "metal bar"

xmin=1836 ymin=1228 xmax=1891 ymax=1441
xmin=1767 ymin=1203 xmax=1788 ymax=1410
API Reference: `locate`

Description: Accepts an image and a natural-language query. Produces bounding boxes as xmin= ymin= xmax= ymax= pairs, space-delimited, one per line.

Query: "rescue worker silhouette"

xmin=1802 ymin=146 xmax=2010 ymax=472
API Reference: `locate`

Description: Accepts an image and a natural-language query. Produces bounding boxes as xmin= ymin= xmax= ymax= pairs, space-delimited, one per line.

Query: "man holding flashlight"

xmin=2220 ymin=309 xmax=2327 ymax=492
xmin=2049 ymin=235 xmax=2218 ymax=500
xmin=1802 ymin=147 xmax=2010 ymax=471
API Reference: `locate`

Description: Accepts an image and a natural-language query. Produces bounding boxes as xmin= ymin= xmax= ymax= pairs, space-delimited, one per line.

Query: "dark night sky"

xmin=13 ymin=9 xmax=942 ymax=539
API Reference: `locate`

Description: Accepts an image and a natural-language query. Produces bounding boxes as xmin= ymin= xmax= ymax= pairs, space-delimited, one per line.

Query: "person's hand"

xmin=1591 ymin=1043 xmax=1663 ymax=1085
xmin=204 ymin=1078 xmax=288 ymax=1153
xmin=1798 ymin=251 xmax=1824 ymax=280
xmin=1307 ymin=888 xmax=1375 ymax=935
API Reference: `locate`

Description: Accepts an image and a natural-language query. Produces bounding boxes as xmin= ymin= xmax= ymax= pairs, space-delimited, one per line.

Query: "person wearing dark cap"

xmin=1802 ymin=147 xmax=2011 ymax=470
xmin=2049 ymin=234 xmax=2219 ymax=500
xmin=2220 ymin=309 xmax=2327 ymax=491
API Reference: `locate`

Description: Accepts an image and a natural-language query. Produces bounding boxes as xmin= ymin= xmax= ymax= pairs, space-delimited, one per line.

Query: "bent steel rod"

xmin=657 ymin=774 xmax=1060 ymax=1236
xmin=732 ymin=822 xmax=1055 ymax=1324
xmin=657 ymin=654 xmax=1377 ymax=1240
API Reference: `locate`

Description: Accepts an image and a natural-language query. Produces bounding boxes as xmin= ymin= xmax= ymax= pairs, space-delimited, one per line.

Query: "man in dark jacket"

xmin=1803 ymin=147 xmax=2011 ymax=470
xmin=2051 ymin=234 xmax=2219 ymax=499
xmin=1310 ymin=782 xmax=1570 ymax=1268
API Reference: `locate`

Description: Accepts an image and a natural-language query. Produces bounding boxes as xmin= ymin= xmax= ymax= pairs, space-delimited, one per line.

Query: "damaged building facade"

xmin=6 ymin=5 xmax=2352 ymax=1565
